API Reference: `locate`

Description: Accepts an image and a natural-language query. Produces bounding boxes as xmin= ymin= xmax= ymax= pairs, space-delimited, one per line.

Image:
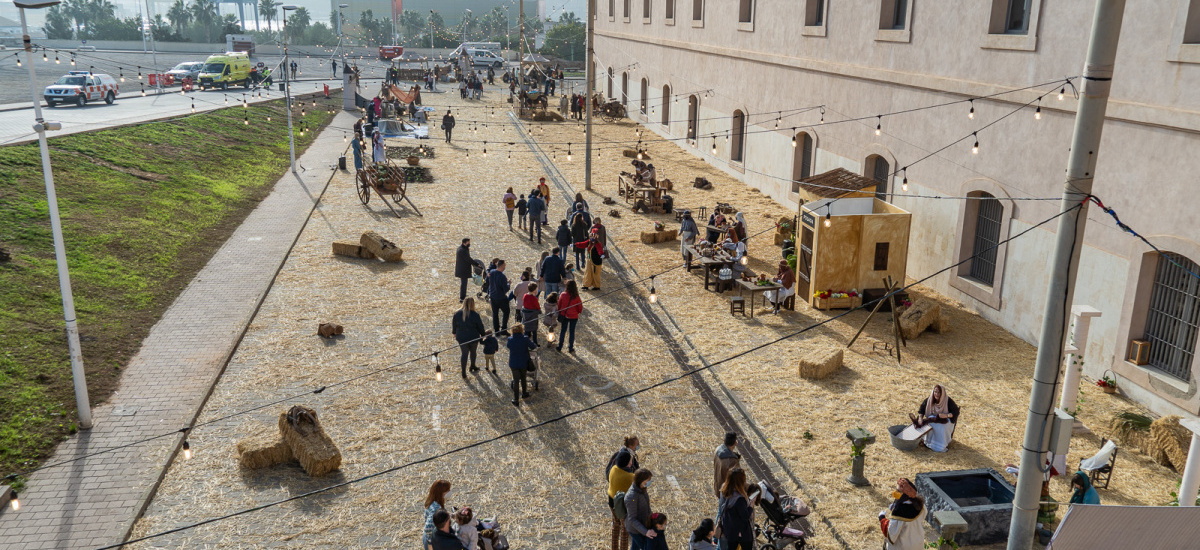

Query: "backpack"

xmin=613 ymin=491 xmax=628 ymax=520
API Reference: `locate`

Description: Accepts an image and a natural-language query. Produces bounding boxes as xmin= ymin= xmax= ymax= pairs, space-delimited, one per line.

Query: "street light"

xmin=462 ymin=9 xmax=472 ymax=44
xmin=15 ymin=0 xmax=92 ymax=430
xmin=429 ymin=9 xmax=435 ymax=49
xmin=282 ymin=4 xmax=298 ymax=174
xmin=337 ymin=3 xmax=348 ymax=77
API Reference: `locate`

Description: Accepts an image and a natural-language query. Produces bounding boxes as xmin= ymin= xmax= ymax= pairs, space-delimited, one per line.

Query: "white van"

xmin=464 ymin=48 xmax=504 ymax=68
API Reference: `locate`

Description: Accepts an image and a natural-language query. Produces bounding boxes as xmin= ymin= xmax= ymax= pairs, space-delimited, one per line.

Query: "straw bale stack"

xmin=899 ymin=299 xmax=942 ymax=340
xmin=360 ymin=231 xmax=404 ymax=262
xmin=798 ymin=342 xmax=843 ymax=379
xmin=236 ymin=433 xmax=295 ymax=470
xmin=278 ymin=406 xmax=342 ymax=477
xmin=639 ymin=229 xmax=678 ymax=244
xmin=1150 ymin=415 xmax=1192 ymax=471
xmin=332 ymin=241 xmax=377 ymax=259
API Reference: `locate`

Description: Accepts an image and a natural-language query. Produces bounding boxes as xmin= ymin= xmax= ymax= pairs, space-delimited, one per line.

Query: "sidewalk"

xmin=0 ymin=111 xmax=356 ymax=550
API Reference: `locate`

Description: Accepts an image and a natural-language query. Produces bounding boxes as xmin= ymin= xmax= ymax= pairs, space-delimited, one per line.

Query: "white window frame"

xmin=802 ymin=0 xmax=828 ymax=37
xmin=1168 ymin=0 xmax=1200 ymax=64
xmin=692 ymin=0 xmax=704 ymax=27
xmin=982 ymin=0 xmax=1042 ymax=52
xmin=643 ymin=0 xmax=652 ymax=23
xmin=876 ymin=0 xmax=914 ymax=43
xmin=665 ymin=0 xmax=676 ymax=25
xmin=738 ymin=0 xmax=755 ymax=31
xmin=609 ymin=0 xmax=616 ymax=21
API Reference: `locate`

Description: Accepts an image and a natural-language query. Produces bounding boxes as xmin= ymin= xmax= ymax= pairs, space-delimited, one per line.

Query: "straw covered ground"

xmin=131 ymin=88 xmax=1181 ymax=549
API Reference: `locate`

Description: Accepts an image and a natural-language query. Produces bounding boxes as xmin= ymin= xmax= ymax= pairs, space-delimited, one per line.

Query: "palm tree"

xmin=287 ymin=6 xmax=310 ymax=40
xmin=258 ymin=0 xmax=278 ymax=35
xmin=167 ymin=0 xmax=190 ymax=36
xmin=189 ymin=0 xmax=218 ymax=42
xmin=62 ymin=0 xmax=90 ymax=36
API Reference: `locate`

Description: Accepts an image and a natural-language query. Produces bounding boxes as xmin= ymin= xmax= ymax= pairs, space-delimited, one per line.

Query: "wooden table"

xmin=619 ymin=174 xmax=664 ymax=211
xmin=700 ymin=255 xmax=735 ymax=292
xmin=736 ymin=279 xmax=782 ymax=318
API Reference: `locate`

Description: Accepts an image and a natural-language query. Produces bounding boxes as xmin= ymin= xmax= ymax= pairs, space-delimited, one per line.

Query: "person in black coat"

xmin=718 ymin=468 xmax=756 ymax=550
xmin=451 ymin=297 xmax=487 ymax=377
xmin=454 ymin=238 xmax=476 ymax=302
xmin=570 ymin=212 xmax=591 ymax=270
xmin=442 ymin=111 xmax=456 ymax=143
xmin=430 ymin=509 xmax=467 ymax=550
xmin=555 ymin=220 xmax=572 ymax=262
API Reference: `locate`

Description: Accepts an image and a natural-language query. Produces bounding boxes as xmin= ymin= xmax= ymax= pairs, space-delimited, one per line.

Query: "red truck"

xmin=378 ymin=46 xmax=404 ymax=60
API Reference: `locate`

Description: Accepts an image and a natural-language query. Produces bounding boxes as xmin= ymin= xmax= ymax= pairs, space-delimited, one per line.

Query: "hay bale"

xmin=1150 ymin=415 xmax=1192 ymax=471
xmin=657 ymin=229 xmax=678 ymax=243
xmin=899 ymin=299 xmax=942 ymax=340
xmin=278 ymin=406 xmax=342 ymax=477
xmin=1109 ymin=416 xmax=1154 ymax=455
xmin=660 ymin=178 xmax=673 ymax=191
xmin=360 ymin=231 xmax=403 ymax=262
xmin=694 ymin=177 xmax=713 ymax=190
xmin=237 ymin=432 xmax=294 ymax=470
xmin=798 ymin=343 xmax=844 ymax=380
xmin=332 ymin=241 xmax=377 ymax=259
xmin=640 ymin=231 xmax=657 ymax=245
xmin=774 ymin=233 xmax=787 ymax=246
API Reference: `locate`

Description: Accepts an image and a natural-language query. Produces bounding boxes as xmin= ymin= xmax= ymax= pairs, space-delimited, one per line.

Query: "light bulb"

xmin=901 ymin=180 xmax=908 ymax=192
xmin=823 ymin=212 xmax=831 ymax=228
xmin=344 ymin=133 xmax=347 ymax=143
xmin=972 ymin=133 xmax=979 ymax=155
xmin=791 ymin=134 xmax=797 ymax=148
xmin=875 ymin=116 xmax=882 ymax=136
xmin=9 ymin=491 xmax=18 ymax=511
xmin=267 ymin=115 xmax=271 ymax=122
xmin=1035 ymin=104 xmax=1041 ymax=120
xmin=182 ymin=441 xmax=192 ymax=460
xmin=739 ymin=256 xmax=748 ymax=266
xmin=637 ymin=151 xmax=643 ymax=160
xmin=711 ymin=139 xmax=717 ymax=155
xmin=141 ymin=87 xmax=146 ymax=97
xmin=547 ymin=331 xmax=556 ymax=342
xmin=244 ymin=117 xmax=249 ymax=125
xmin=968 ymin=100 xmax=974 ymax=120
xmin=70 ymin=57 xmax=75 ymax=66
xmin=483 ymin=148 xmax=487 ymax=157
xmin=1058 ymin=87 xmax=1065 ymax=101
xmin=568 ymin=152 xmax=572 ymax=161
xmin=649 ymin=287 xmax=657 ymax=303
xmin=43 ymin=52 xmax=47 ymax=62
xmin=55 ymin=55 xmax=60 ymax=64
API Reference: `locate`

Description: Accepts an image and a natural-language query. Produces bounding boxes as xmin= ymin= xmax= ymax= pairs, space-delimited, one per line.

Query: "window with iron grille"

xmin=1142 ymin=253 xmax=1200 ymax=382
xmin=968 ymin=194 xmax=1002 ymax=285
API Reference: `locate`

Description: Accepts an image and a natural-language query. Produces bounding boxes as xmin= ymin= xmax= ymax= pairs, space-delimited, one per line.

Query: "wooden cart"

xmin=356 ymin=161 xmax=422 ymax=217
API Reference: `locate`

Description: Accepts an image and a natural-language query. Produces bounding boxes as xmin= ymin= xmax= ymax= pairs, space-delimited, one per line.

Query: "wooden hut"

xmin=796 ymin=196 xmax=911 ymax=307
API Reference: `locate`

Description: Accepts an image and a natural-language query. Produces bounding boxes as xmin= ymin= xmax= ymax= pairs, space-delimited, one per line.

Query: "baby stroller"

xmin=754 ymin=480 xmax=808 ymax=550
xmin=472 ymin=259 xmax=488 ymax=298
xmin=477 ymin=516 xmax=509 ymax=550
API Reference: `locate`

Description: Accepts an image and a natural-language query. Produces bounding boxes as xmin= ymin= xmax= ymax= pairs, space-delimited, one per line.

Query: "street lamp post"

xmin=429 ymin=10 xmax=434 ymax=49
xmin=16 ymin=0 xmax=93 ymax=430
xmin=462 ymin=9 xmax=471 ymax=44
xmin=282 ymin=4 xmax=298 ymax=174
xmin=337 ymin=3 xmax=347 ymax=70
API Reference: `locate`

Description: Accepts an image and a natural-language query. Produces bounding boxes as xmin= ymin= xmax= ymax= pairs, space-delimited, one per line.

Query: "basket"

xmin=406 ymin=156 xmax=420 ymax=166
xmin=1100 ymin=369 xmax=1118 ymax=394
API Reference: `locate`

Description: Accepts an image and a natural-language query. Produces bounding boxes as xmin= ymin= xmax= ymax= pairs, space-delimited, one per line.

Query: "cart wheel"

xmin=357 ymin=176 xmax=371 ymax=205
xmin=793 ymin=541 xmax=805 ymax=550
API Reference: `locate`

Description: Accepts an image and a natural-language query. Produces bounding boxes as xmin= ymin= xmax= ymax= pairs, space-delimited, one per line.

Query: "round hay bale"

xmin=1150 ymin=415 xmax=1192 ymax=471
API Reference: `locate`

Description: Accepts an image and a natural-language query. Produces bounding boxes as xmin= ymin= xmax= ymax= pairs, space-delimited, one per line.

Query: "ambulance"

xmin=197 ymin=52 xmax=253 ymax=90
xmin=43 ymin=71 xmax=119 ymax=107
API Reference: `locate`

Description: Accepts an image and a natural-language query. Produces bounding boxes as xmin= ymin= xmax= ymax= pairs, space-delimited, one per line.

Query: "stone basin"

xmin=915 ymin=468 xmax=1015 ymax=545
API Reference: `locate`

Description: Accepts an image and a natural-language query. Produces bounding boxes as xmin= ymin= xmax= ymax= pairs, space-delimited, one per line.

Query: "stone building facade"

xmin=593 ymin=0 xmax=1200 ymax=416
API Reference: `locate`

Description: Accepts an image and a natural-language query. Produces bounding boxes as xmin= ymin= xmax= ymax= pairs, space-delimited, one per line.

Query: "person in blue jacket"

xmin=1069 ymin=471 xmax=1100 ymax=505
xmin=506 ymin=324 xmax=537 ymax=406
xmin=487 ymin=260 xmax=511 ymax=335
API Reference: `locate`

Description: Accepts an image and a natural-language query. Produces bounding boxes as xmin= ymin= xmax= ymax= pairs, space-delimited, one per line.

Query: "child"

xmin=562 ymin=263 xmax=576 ymax=284
xmin=481 ymin=331 xmax=498 ymax=374
xmin=517 ymin=194 xmax=528 ymax=229
xmin=455 ymin=507 xmax=479 ymax=550
xmin=512 ymin=269 xmax=533 ymax=305
xmin=542 ymin=292 xmax=559 ymax=340
xmin=647 ymin=512 xmax=669 ymax=550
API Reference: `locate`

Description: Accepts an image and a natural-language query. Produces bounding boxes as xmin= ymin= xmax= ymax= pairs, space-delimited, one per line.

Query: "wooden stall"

xmin=797 ymin=196 xmax=911 ymax=308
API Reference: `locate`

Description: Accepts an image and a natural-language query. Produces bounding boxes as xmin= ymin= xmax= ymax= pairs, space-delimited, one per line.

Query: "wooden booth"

xmin=796 ymin=196 xmax=911 ymax=308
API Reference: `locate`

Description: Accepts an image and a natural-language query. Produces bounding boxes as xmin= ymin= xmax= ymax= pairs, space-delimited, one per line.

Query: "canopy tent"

xmin=1046 ymin=505 xmax=1200 ymax=550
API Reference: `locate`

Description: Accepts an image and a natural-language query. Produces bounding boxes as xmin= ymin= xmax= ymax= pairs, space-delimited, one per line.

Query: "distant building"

xmin=595 ymin=1 xmax=1200 ymax=418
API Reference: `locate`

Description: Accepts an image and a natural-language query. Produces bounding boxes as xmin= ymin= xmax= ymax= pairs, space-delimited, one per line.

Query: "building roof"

xmin=1046 ymin=505 xmax=1200 ymax=550
xmin=799 ymin=167 xmax=880 ymax=199
xmin=0 ymin=16 xmax=20 ymax=26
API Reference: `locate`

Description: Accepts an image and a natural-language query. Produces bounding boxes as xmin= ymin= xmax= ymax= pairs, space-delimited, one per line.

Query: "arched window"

xmin=1143 ymin=252 xmax=1200 ymax=381
xmin=866 ymin=154 xmax=890 ymax=201
xmin=687 ymin=95 xmax=699 ymax=141
xmin=661 ymin=85 xmax=671 ymax=126
xmin=607 ymin=67 xmax=614 ymax=99
xmin=731 ymin=110 xmax=746 ymax=162
xmin=791 ymin=132 xmax=814 ymax=193
xmin=640 ymin=77 xmax=648 ymax=114
xmin=967 ymin=192 xmax=1003 ymax=286
xmin=621 ymin=72 xmax=629 ymax=106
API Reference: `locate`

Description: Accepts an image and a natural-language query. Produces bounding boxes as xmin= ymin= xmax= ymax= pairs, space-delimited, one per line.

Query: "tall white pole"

xmin=282 ymin=7 xmax=297 ymax=174
xmin=584 ymin=0 xmax=593 ymax=190
xmin=1007 ymin=1 xmax=1125 ymax=548
xmin=19 ymin=5 xmax=92 ymax=430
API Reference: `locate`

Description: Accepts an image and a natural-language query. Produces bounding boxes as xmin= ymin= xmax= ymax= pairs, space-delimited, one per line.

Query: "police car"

xmin=44 ymin=71 xmax=119 ymax=107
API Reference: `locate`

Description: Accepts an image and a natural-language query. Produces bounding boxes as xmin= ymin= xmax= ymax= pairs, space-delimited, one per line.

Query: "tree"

xmin=541 ymin=20 xmax=583 ymax=61
xmin=189 ymin=0 xmax=218 ymax=42
xmin=558 ymin=11 xmax=580 ymax=25
xmin=258 ymin=0 xmax=278 ymax=35
xmin=300 ymin=21 xmax=335 ymax=46
xmin=44 ymin=5 xmax=75 ymax=39
xmin=220 ymin=13 xmax=241 ymax=38
xmin=151 ymin=14 xmax=179 ymax=41
xmin=167 ymin=0 xmax=190 ymax=36
xmin=399 ymin=9 xmax=425 ymax=43
xmin=287 ymin=6 xmax=310 ymax=39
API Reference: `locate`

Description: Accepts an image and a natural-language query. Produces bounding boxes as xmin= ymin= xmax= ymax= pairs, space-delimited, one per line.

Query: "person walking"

xmin=578 ymin=234 xmax=606 ymax=291
xmin=331 ymin=59 xmax=337 ymax=78
xmin=451 ymin=298 xmax=486 ymax=377
xmin=556 ymin=280 xmax=583 ymax=353
xmin=592 ymin=217 xmax=608 ymax=246
xmin=454 ymin=238 xmax=476 ymax=302
xmin=680 ymin=211 xmax=698 ymax=264
xmin=537 ymin=178 xmax=552 ymax=224
xmin=527 ymin=191 xmax=546 ymax=244
xmin=487 ymin=260 xmax=511 ymax=335
xmin=521 ymin=283 xmax=541 ymax=344
xmin=624 ymin=468 xmax=658 ymax=550
xmin=442 ymin=111 xmax=456 ymax=143
xmin=502 ymin=187 xmax=518 ymax=230
xmin=507 ymin=323 xmax=536 ymax=406
xmin=555 ymin=221 xmax=572 ymax=262
xmin=290 ymin=60 xmax=298 ymax=79
xmin=713 ymin=431 xmax=741 ymax=548
xmin=422 ymin=480 xmax=452 ymax=550
xmin=718 ymin=468 xmax=755 ymax=550
xmin=571 ymin=210 xmax=591 ymax=269
xmin=372 ymin=130 xmax=385 ymax=164
xmin=540 ymin=248 xmax=565 ymax=296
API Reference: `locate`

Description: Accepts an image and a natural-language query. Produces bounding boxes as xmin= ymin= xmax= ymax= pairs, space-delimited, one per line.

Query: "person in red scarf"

xmin=577 ymin=234 xmax=606 ymax=291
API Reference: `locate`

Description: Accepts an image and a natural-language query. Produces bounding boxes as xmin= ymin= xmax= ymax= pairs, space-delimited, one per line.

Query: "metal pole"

xmin=519 ymin=0 xmax=525 ymax=93
xmin=19 ymin=6 xmax=93 ymax=430
xmin=584 ymin=0 xmax=593 ymax=190
xmin=146 ymin=0 xmax=158 ymax=94
xmin=282 ymin=7 xmax=297 ymax=174
xmin=1006 ymin=1 xmax=1125 ymax=548
xmin=429 ymin=10 xmax=434 ymax=49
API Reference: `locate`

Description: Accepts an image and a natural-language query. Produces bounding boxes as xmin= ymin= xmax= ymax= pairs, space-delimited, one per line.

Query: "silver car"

xmin=166 ymin=62 xmax=204 ymax=83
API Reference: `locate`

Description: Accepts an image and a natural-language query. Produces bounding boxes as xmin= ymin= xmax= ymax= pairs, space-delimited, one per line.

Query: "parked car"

xmin=43 ymin=71 xmax=119 ymax=107
xmin=456 ymin=48 xmax=504 ymax=68
xmin=167 ymin=61 xmax=204 ymax=83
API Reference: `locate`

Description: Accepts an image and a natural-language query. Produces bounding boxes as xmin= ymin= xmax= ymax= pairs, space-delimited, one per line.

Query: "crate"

xmin=1128 ymin=339 xmax=1150 ymax=366
xmin=813 ymin=296 xmax=861 ymax=310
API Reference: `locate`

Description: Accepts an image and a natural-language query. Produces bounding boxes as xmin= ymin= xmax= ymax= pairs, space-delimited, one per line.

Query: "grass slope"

xmin=0 ymin=97 xmax=337 ymax=478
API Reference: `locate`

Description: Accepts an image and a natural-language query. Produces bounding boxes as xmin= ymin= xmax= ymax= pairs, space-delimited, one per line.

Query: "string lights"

xmin=433 ymin=352 xmax=442 ymax=381
xmin=1035 ymin=99 xmax=1042 ymax=120
xmin=182 ymin=440 xmax=192 ymax=460
xmin=968 ymin=99 xmax=975 ymax=120
xmin=972 ymin=132 xmax=979 ymax=155
xmin=824 ymin=211 xmax=831 ymax=228
xmin=648 ymin=275 xmax=657 ymax=303
xmin=901 ymin=167 xmax=909 ymax=192
xmin=1058 ymin=86 xmax=1065 ymax=101
xmin=9 ymin=490 xmax=17 ymax=511
xmin=875 ymin=116 xmax=882 ymax=136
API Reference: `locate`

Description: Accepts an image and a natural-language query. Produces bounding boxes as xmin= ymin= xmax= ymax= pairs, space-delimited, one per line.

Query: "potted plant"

xmin=1097 ymin=372 xmax=1118 ymax=394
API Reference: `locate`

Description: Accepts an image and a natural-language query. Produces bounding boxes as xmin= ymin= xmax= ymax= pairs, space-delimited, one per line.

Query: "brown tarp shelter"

xmin=799 ymin=168 xmax=880 ymax=199
xmin=1046 ymin=504 xmax=1200 ymax=550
